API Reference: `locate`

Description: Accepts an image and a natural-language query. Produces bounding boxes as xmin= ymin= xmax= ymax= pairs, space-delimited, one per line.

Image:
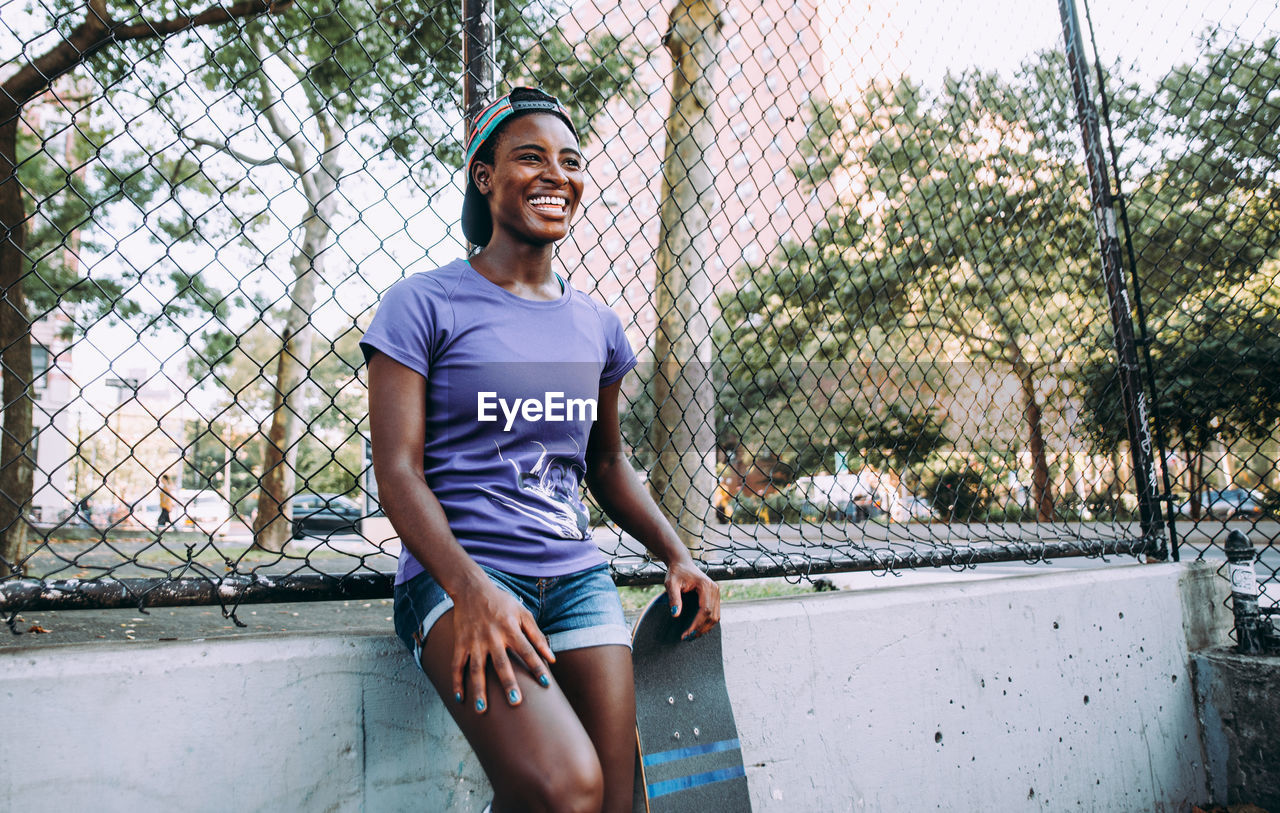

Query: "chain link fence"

xmin=1 ymin=0 xmax=1276 ymax=636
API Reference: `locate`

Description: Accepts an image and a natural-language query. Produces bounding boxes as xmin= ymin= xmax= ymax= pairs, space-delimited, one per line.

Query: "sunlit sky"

xmin=822 ymin=0 xmax=1277 ymax=99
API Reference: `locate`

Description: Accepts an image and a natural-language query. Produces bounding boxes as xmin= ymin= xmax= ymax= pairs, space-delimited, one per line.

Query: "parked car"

xmin=178 ymin=490 xmax=233 ymax=532
xmin=791 ymin=472 xmax=889 ymax=523
xmin=889 ymin=495 xmax=935 ymax=523
xmin=291 ymin=493 xmax=362 ymax=538
xmin=1178 ymin=488 xmax=1266 ymax=519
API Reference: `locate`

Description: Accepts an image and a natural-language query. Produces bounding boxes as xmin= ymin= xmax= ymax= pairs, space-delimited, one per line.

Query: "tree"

xmin=1123 ymin=35 xmax=1280 ymax=314
xmin=741 ymin=53 xmax=1106 ymax=521
xmin=187 ymin=310 xmax=369 ymax=513
xmin=1079 ymin=275 xmax=1280 ymax=513
xmin=1 ymin=0 xmax=291 ymax=576
xmin=711 ymin=302 xmax=949 ymax=485
xmin=1077 ymin=35 xmax=1280 ymax=514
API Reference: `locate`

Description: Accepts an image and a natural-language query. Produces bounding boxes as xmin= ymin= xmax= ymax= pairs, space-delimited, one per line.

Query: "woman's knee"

xmin=498 ymin=741 xmax=603 ymax=813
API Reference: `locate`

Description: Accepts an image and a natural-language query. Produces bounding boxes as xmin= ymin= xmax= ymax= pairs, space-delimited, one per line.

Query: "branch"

xmin=249 ymin=32 xmax=314 ymax=197
xmin=112 ymin=0 xmax=294 ymax=41
xmin=182 ymin=134 xmax=300 ymax=172
xmin=274 ymin=43 xmax=345 ymax=185
xmin=274 ymin=47 xmax=327 ymax=128
xmin=1 ymin=1 xmax=293 ymax=120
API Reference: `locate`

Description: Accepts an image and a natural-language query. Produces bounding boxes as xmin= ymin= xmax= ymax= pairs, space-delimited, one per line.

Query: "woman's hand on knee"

xmin=451 ymin=585 xmax=555 ymax=713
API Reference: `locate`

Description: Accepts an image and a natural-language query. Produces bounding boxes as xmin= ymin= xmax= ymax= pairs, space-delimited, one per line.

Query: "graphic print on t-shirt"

xmin=479 ymin=437 xmax=590 ymax=539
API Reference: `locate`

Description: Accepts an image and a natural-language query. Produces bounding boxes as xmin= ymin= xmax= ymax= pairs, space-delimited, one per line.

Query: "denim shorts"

xmin=393 ymin=562 xmax=631 ymax=670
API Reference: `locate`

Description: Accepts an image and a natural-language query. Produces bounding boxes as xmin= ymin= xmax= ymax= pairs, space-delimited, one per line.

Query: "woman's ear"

xmin=473 ymin=162 xmax=492 ymax=195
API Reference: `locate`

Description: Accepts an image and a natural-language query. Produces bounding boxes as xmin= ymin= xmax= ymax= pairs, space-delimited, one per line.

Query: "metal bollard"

xmin=1225 ymin=530 xmax=1266 ymax=654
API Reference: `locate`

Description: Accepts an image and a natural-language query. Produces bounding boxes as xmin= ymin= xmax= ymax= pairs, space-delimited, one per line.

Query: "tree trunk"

xmin=249 ymin=191 xmax=337 ymax=551
xmin=1014 ymin=361 xmax=1055 ymax=522
xmin=647 ymin=0 xmax=722 ymax=556
xmin=1267 ymin=436 xmax=1280 ymax=492
xmin=0 ymin=118 xmax=34 ymax=577
xmin=1109 ymin=445 xmax=1125 ymax=508
xmin=1190 ymin=438 xmax=1205 ymax=521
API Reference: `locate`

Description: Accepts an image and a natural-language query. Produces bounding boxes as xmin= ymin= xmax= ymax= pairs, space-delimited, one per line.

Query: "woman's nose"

xmin=541 ymin=160 xmax=567 ymax=184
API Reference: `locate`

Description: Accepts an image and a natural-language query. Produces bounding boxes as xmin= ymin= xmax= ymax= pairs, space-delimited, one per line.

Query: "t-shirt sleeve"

xmin=598 ymin=306 xmax=638 ymax=387
xmin=360 ymin=277 xmax=440 ymax=379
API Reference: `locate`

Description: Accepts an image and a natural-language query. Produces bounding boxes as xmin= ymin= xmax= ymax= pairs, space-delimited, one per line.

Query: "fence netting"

xmin=1 ymin=0 xmax=1277 ymax=625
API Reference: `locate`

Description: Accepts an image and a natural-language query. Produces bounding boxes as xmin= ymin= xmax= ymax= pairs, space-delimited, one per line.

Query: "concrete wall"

xmin=1 ymin=562 xmax=1228 ymax=812
xmin=1192 ymin=649 xmax=1280 ymax=810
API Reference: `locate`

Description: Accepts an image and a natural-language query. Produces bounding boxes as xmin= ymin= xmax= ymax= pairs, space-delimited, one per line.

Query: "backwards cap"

xmin=461 ymin=88 xmax=578 ymax=246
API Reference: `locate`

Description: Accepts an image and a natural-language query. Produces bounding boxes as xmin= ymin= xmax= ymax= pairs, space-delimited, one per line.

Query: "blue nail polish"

xmin=475 ymin=698 xmax=486 ymax=712
xmin=509 ymin=689 xmax=520 ymax=703
xmin=670 ymin=605 xmax=680 ymax=616
xmin=454 ymin=692 xmax=463 ymax=704
xmin=538 ymin=674 xmax=550 ymax=687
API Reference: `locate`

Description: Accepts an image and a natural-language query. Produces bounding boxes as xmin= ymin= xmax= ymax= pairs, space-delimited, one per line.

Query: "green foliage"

xmin=1128 ymin=36 xmax=1280 ymax=311
xmin=922 ymin=466 xmax=992 ymax=522
xmin=716 ymin=52 xmax=1106 ymax=482
xmin=724 ymin=491 xmax=807 ymax=525
xmin=847 ymin=57 xmax=1098 ymax=355
xmin=16 ymin=124 xmax=228 ymax=332
xmin=1078 ymin=35 xmax=1280 ymax=461
xmin=1079 ymin=278 xmax=1280 ymax=453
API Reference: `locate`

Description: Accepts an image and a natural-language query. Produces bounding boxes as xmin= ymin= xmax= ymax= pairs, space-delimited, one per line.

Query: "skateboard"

xmin=631 ymin=591 xmax=751 ymax=812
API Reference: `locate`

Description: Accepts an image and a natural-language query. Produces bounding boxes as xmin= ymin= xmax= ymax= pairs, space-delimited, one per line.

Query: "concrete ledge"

xmin=1191 ymin=649 xmax=1280 ymax=810
xmin=1 ymin=562 xmax=1226 ymax=812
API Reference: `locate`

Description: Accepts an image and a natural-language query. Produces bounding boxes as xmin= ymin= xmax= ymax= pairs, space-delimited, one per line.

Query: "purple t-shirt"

xmin=360 ymin=259 xmax=638 ymax=583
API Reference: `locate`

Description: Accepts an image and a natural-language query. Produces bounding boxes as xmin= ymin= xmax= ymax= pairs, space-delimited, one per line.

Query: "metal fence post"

xmin=1056 ymin=0 xmax=1165 ymax=558
xmin=462 ymin=0 xmax=496 ymax=136
xmin=1224 ymin=530 xmax=1273 ymax=654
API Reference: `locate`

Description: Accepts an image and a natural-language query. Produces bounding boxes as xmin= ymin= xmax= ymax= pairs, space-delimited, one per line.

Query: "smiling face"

xmin=472 ymin=113 xmax=584 ymax=247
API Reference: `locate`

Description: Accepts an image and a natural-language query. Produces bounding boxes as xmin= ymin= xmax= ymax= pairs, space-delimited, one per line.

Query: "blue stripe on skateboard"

xmin=648 ymin=765 xmax=747 ymax=799
xmin=643 ymin=738 xmax=741 ymax=767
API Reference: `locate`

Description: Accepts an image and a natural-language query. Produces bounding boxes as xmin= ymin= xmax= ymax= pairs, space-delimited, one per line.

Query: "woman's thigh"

xmin=417 ymin=609 xmax=605 ymax=813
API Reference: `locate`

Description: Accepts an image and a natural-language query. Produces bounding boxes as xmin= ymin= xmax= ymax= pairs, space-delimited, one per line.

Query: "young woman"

xmin=362 ymin=87 xmax=720 ymax=813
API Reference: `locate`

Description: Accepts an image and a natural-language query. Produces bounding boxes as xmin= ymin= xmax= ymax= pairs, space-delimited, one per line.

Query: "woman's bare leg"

xmin=418 ymin=609 xmax=604 ymax=813
xmin=552 ymin=645 xmax=636 ymax=813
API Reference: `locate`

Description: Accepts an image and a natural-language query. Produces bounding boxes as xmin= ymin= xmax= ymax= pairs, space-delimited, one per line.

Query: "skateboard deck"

xmin=632 ymin=592 xmax=751 ymax=812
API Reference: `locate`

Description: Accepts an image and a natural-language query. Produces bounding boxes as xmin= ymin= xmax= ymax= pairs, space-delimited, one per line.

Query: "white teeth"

xmin=529 ymin=196 xmax=566 ymax=208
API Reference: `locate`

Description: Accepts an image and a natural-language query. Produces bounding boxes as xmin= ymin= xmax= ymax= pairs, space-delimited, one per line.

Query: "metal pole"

xmin=1225 ymin=530 xmax=1271 ymax=654
xmin=462 ymin=0 xmax=495 ymax=255
xmin=1056 ymin=0 xmax=1164 ymax=558
xmin=462 ymin=0 xmax=496 ymax=133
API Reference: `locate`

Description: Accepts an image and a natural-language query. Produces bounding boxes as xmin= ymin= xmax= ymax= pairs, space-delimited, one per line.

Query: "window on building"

xmin=32 ymin=343 xmax=49 ymax=395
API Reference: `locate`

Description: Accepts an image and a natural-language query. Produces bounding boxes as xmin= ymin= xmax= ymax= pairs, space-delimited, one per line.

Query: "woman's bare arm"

xmin=584 ymin=381 xmax=720 ymax=639
xmin=368 ymin=352 xmax=555 ymax=710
